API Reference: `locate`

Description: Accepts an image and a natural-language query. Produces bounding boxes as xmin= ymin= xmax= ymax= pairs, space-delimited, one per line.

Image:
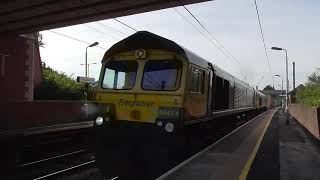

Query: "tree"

xmin=34 ymin=32 xmax=45 ymax=48
xmin=296 ymin=68 xmax=320 ymax=107
xmin=34 ymin=64 xmax=85 ymax=100
xmin=263 ymin=85 xmax=275 ymax=90
xmin=307 ymin=68 xmax=320 ymax=84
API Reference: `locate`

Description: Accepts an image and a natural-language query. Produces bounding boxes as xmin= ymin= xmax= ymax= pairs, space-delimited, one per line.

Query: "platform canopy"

xmin=0 ymin=0 xmax=212 ymax=35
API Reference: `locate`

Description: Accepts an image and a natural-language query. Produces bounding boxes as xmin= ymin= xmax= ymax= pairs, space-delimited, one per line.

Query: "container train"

xmin=91 ymin=31 xmax=267 ymax=178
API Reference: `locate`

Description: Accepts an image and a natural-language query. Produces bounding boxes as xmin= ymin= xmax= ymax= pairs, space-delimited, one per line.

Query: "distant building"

xmin=288 ymin=84 xmax=305 ymax=104
xmin=260 ymin=90 xmax=286 ymax=108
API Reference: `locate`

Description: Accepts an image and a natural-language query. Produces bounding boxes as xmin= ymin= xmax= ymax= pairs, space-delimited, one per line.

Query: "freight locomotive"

xmin=91 ymin=31 xmax=267 ymax=178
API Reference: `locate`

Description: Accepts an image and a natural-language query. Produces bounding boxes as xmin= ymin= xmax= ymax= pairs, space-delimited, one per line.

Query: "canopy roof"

xmin=0 ymin=0 xmax=211 ymax=34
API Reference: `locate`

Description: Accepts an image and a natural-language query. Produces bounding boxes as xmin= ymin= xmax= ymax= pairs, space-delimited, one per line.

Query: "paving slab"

xmin=279 ymin=111 xmax=320 ymax=180
xmin=158 ymin=109 xmax=277 ymax=180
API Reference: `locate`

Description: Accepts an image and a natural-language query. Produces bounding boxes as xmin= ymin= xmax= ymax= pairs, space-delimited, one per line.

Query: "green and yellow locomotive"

xmin=92 ymin=31 xmax=267 ymax=178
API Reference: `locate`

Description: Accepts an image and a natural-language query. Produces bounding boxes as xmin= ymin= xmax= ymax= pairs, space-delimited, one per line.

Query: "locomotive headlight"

xmin=165 ymin=122 xmax=174 ymax=133
xmin=95 ymin=116 xmax=104 ymax=126
xmin=157 ymin=120 xmax=163 ymax=127
xmin=104 ymin=117 xmax=110 ymax=122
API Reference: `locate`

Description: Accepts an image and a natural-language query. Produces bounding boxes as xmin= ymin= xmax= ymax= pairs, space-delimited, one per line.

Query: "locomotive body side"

xmin=182 ymin=50 xmax=257 ymax=125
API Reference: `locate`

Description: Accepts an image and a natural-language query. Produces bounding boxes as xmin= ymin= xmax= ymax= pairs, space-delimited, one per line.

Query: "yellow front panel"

xmin=96 ymin=93 xmax=182 ymax=123
xmin=95 ymin=49 xmax=187 ymax=123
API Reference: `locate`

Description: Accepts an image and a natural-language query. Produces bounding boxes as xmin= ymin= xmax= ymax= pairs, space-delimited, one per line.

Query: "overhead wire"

xmin=113 ymin=18 xmax=138 ymax=32
xmin=47 ymin=30 xmax=108 ymax=50
xmin=182 ymin=5 xmax=244 ymax=68
xmin=174 ymin=6 xmax=246 ymax=79
xmin=87 ymin=3 xmax=246 ymax=80
xmin=256 ymin=74 xmax=264 ymax=88
xmin=173 ymin=8 xmax=225 ymax=54
xmin=84 ymin=24 xmax=120 ymax=40
xmin=253 ymin=0 xmax=274 ymax=87
xmin=95 ymin=21 xmax=129 ymax=37
xmin=75 ymin=0 xmax=137 ymax=33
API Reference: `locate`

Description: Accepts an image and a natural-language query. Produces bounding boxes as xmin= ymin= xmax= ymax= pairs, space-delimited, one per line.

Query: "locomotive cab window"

xmin=102 ymin=60 xmax=138 ymax=89
xmin=142 ymin=60 xmax=182 ymax=91
xmin=189 ymin=67 xmax=204 ymax=93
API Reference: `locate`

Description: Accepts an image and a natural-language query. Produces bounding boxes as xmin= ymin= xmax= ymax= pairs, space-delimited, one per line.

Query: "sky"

xmin=40 ymin=0 xmax=320 ymax=90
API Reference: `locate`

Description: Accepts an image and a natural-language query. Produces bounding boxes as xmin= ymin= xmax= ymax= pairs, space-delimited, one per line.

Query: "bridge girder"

xmin=0 ymin=0 xmax=212 ymax=34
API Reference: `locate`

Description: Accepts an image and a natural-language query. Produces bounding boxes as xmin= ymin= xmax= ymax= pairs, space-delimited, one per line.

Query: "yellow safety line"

xmin=238 ymin=109 xmax=277 ymax=180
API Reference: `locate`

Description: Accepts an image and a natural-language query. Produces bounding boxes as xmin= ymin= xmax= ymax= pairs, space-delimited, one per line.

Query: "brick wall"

xmin=289 ymin=104 xmax=320 ymax=140
xmin=0 ymin=101 xmax=92 ymax=130
xmin=0 ymin=100 xmax=101 ymax=132
xmin=0 ymin=34 xmax=42 ymax=101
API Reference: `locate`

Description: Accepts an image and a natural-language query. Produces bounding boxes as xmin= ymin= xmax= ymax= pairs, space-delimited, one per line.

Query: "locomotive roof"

xmin=103 ymin=31 xmax=185 ymax=59
xmin=102 ymin=31 xmax=206 ymax=65
xmin=102 ymin=31 xmax=253 ymax=89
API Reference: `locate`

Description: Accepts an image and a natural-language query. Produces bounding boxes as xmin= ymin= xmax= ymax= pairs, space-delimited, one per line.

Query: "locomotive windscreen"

xmin=142 ymin=60 xmax=182 ymax=91
xmin=102 ymin=60 xmax=138 ymax=90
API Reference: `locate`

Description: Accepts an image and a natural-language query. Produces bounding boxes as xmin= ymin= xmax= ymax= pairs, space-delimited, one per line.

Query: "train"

xmin=91 ymin=31 xmax=267 ymax=178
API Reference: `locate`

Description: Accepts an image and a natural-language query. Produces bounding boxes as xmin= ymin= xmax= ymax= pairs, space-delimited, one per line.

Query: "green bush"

xmin=296 ymin=68 xmax=320 ymax=107
xmin=34 ymin=65 xmax=85 ymax=100
xmin=296 ymin=84 xmax=320 ymax=107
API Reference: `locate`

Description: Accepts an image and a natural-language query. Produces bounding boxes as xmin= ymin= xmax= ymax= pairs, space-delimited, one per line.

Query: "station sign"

xmin=77 ymin=76 xmax=95 ymax=84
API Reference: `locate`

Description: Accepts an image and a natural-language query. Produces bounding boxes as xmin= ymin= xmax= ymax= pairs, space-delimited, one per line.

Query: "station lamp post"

xmin=80 ymin=62 xmax=97 ymax=78
xmin=84 ymin=42 xmax=99 ymax=119
xmin=271 ymin=47 xmax=289 ymax=114
xmin=275 ymin=74 xmax=283 ymax=95
xmin=85 ymin=42 xmax=99 ymax=77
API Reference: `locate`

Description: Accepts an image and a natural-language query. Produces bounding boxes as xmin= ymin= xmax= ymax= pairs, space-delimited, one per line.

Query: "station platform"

xmin=157 ymin=108 xmax=320 ymax=180
xmin=0 ymin=121 xmax=93 ymax=137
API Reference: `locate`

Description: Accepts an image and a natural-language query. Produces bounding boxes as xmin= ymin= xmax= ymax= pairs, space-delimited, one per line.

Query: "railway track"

xmin=17 ymin=149 xmax=86 ymax=168
xmin=1 ymin=148 xmax=98 ymax=180
xmin=33 ymin=160 xmax=96 ymax=180
xmin=1 ymin=113 xmax=262 ymax=180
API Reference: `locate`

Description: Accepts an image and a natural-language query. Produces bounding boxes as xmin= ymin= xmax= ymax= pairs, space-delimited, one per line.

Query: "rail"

xmin=17 ymin=150 xmax=86 ymax=167
xmin=33 ymin=160 xmax=95 ymax=180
